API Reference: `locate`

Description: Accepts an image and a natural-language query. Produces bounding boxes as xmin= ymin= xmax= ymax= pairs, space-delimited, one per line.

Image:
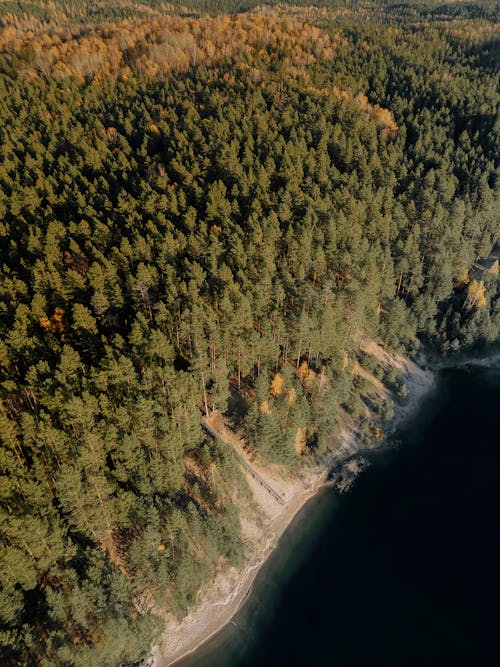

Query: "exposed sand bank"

xmin=151 ymin=344 xmax=434 ymax=667
xmin=360 ymin=340 xmax=435 ymax=431
xmin=152 ymin=415 xmax=329 ymax=667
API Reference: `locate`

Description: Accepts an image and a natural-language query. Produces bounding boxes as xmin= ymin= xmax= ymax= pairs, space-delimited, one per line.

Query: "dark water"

xmin=177 ymin=366 xmax=500 ymax=667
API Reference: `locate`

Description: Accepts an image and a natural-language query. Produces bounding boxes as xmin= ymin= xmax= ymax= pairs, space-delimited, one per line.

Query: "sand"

xmin=152 ymin=415 xmax=327 ymax=667
xmin=151 ymin=344 xmax=435 ymax=667
xmin=360 ymin=340 xmax=435 ymax=431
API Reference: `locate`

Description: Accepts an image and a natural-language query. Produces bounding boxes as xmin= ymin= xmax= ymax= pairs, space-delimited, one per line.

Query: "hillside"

xmin=0 ymin=1 xmax=498 ymax=665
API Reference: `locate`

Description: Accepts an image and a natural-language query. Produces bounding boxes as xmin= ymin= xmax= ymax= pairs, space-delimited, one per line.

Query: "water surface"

xmin=178 ymin=366 xmax=500 ymax=667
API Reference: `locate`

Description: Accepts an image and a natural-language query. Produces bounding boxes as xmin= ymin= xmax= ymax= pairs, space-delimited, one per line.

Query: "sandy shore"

xmin=151 ymin=343 xmax=434 ymax=667
xmin=152 ymin=417 xmax=330 ymax=667
xmin=360 ymin=340 xmax=435 ymax=432
xmin=154 ymin=481 xmax=327 ymax=667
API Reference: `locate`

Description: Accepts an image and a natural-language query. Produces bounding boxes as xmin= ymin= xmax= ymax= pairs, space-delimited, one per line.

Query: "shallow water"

xmin=177 ymin=366 xmax=500 ymax=667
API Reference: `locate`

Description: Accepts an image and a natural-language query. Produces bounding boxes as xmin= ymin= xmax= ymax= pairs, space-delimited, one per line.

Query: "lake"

xmin=176 ymin=364 xmax=500 ymax=667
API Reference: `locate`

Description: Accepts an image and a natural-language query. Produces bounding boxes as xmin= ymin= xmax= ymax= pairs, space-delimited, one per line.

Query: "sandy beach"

xmin=152 ymin=416 xmax=331 ymax=667
xmin=152 ymin=343 xmax=434 ymax=667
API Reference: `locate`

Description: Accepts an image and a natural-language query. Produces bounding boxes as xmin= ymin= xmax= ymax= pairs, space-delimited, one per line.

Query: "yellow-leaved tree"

xmin=270 ymin=372 xmax=285 ymax=397
xmin=464 ymin=279 xmax=487 ymax=310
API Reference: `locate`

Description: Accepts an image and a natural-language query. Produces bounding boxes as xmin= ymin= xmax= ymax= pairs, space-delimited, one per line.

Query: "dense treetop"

xmin=0 ymin=1 xmax=498 ymax=665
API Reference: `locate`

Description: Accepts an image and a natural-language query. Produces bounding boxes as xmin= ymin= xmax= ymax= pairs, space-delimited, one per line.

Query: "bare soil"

xmin=152 ymin=343 xmax=434 ymax=667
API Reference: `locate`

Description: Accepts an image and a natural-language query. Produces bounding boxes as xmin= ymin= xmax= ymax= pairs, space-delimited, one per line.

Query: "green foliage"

xmin=0 ymin=2 xmax=498 ymax=664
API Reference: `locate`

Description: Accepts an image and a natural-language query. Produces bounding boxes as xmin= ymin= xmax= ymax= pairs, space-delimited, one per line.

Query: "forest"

xmin=0 ymin=1 xmax=498 ymax=665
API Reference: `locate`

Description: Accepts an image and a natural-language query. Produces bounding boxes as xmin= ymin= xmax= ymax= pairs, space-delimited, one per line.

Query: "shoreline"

xmin=166 ymin=475 xmax=328 ymax=667
xmin=152 ymin=458 xmax=330 ymax=667
xmin=151 ymin=346 xmax=435 ymax=667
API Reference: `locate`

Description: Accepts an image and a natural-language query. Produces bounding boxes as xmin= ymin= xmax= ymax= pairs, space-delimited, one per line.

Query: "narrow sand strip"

xmin=152 ymin=348 xmax=434 ymax=667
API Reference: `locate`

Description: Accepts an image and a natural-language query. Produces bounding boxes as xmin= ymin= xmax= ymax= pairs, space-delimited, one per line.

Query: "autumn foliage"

xmin=39 ymin=307 xmax=65 ymax=334
xmin=0 ymin=10 xmax=336 ymax=80
xmin=0 ymin=6 xmax=398 ymax=132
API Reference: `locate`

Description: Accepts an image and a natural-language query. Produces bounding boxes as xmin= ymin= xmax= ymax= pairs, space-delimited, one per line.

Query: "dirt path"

xmin=151 ymin=344 xmax=434 ymax=667
xmin=152 ymin=415 xmax=328 ymax=667
xmin=202 ymin=419 xmax=285 ymax=505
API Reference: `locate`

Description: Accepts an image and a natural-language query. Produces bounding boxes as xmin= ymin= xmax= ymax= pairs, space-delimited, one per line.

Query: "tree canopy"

xmin=0 ymin=1 xmax=498 ymax=664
